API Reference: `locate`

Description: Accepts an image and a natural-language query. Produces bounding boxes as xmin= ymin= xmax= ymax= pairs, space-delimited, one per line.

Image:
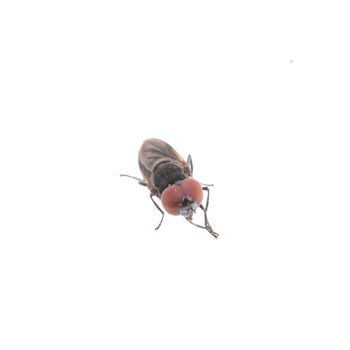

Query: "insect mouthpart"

xmin=179 ymin=199 xmax=198 ymax=220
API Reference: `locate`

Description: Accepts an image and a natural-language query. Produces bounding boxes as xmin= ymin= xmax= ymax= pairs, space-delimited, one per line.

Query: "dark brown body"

xmin=121 ymin=138 xmax=219 ymax=238
xmin=138 ymin=138 xmax=192 ymax=197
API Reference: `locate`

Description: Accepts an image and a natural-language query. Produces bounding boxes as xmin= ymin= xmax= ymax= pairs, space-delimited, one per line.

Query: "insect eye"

xmin=161 ymin=184 xmax=183 ymax=215
xmin=181 ymin=178 xmax=203 ymax=205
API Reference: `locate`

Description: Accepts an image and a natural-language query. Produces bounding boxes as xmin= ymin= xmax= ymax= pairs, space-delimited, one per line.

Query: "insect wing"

xmin=138 ymin=138 xmax=189 ymax=190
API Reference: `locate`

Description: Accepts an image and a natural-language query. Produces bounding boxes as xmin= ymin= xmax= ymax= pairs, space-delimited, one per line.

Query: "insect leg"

xmin=185 ymin=203 xmax=219 ymax=238
xmin=186 ymin=213 xmax=219 ymax=239
xmin=202 ymin=186 xmax=210 ymax=211
xmin=150 ymin=194 xmax=165 ymax=230
xmin=199 ymin=204 xmax=219 ymax=238
xmin=120 ymin=174 xmax=147 ymax=186
xmin=187 ymin=154 xmax=193 ymax=175
xmin=186 ymin=154 xmax=212 ymax=185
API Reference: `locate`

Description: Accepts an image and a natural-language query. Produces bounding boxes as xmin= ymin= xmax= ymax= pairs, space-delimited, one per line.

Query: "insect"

xmin=120 ymin=138 xmax=219 ymax=238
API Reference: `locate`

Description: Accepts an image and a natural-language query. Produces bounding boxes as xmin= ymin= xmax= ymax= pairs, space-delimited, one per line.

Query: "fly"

xmin=120 ymin=138 xmax=219 ymax=238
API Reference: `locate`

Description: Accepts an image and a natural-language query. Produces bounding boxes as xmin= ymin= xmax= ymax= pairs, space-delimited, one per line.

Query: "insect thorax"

xmin=152 ymin=161 xmax=189 ymax=196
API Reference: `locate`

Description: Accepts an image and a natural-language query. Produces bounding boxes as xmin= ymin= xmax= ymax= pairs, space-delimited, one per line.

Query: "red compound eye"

xmin=161 ymin=179 xmax=203 ymax=216
xmin=161 ymin=184 xmax=183 ymax=215
xmin=181 ymin=178 xmax=203 ymax=205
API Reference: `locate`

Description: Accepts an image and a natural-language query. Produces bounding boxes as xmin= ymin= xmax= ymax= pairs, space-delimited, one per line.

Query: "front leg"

xmin=150 ymin=194 xmax=165 ymax=230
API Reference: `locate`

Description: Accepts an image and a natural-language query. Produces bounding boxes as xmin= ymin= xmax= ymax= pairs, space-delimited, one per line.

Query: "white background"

xmin=1 ymin=1 xmax=349 ymax=349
